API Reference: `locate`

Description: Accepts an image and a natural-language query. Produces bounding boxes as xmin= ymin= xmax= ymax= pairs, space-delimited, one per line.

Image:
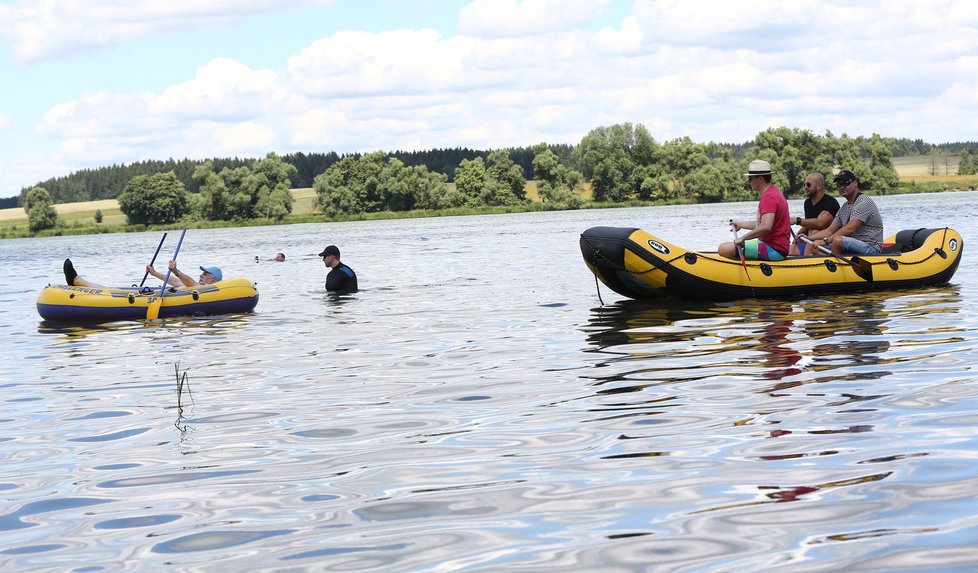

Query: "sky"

xmin=1 ymin=0 xmax=977 ymax=200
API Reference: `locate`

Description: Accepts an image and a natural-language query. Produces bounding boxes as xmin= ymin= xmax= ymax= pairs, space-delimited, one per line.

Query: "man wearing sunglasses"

xmin=806 ymin=170 xmax=884 ymax=256
xmin=788 ymin=172 xmax=840 ymax=255
xmin=319 ymin=245 xmax=358 ymax=294
xmin=720 ymin=159 xmax=791 ymax=261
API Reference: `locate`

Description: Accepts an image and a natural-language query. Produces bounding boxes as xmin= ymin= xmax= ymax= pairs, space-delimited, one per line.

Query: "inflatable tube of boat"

xmin=36 ymin=278 xmax=259 ymax=322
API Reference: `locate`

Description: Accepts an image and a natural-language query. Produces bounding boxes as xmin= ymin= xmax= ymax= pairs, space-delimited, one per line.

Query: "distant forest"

xmin=3 ymin=137 xmax=976 ymax=209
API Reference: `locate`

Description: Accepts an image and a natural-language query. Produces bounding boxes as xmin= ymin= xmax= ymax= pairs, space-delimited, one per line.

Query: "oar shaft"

xmin=801 ymin=235 xmax=847 ymax=260
xmin=730 ymin=220 xmax=751 ymax=281
xmin=158 ymin=228 xmax=188 ymax=298
xmin=799 ymin=235 xmax=873 ymax=281
xmin=139 ymin=232 xmax=168 ymax=287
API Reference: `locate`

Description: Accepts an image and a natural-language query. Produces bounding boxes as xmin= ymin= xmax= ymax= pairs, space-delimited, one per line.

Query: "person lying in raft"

xmin=63 ymin=259 xmax=222 ymax=289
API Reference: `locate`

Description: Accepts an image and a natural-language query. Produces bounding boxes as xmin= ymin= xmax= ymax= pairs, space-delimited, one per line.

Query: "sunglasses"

xmin=836 ymin=180 xmax=853 ymax=187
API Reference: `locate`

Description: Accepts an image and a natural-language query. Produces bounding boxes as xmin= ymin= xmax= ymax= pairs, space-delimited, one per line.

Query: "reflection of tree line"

xmin=585 ymin=288 xmax=961 ymax=387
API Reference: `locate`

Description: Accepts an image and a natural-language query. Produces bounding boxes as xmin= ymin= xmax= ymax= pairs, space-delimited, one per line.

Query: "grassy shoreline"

xmin=4 ymin=178 xmax=977 ymax=240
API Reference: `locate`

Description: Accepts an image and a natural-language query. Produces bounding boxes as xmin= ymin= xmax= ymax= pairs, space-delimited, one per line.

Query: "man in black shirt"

xmin=789 ymin=172 xmax=840 ymax=255
xmin=319 ymin=245 xmax=358 ymax=293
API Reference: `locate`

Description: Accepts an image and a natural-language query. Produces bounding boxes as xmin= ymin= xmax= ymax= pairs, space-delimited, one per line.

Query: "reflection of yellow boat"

xmin=580 ymin=227 xmax=963 ymax=301
xmin=36 ymin=279 xmax=259 ymax=322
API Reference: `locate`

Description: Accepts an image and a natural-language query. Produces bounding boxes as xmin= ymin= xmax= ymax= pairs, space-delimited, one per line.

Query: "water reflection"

xmin=3 ymin=201 xmax=976 ymax=572
xmin=583 ymin=287 xmax=962 ymax=390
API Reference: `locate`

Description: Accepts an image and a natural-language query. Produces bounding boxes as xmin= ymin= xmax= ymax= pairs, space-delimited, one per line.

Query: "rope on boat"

xmin=583 ymin=227 xmax=954 ymax=282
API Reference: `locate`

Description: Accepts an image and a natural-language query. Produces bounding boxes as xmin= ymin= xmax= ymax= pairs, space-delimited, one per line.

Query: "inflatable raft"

xmin=37 ymin=278 xmax=259 ymax=322
xmin=580 ymin=227 xmax=963 ymax=301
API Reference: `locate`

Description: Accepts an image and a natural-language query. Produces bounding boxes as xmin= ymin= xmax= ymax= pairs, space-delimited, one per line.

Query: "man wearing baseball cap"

xmin=319 ymin=245 xmax=358 ymax=293
xmin=806 ymin=170 xmax=884 ymax=256
xmin=63 ymin=259 xmax=222 ymax=289
xmin=719 ymin=159 xmax=791 ymax=261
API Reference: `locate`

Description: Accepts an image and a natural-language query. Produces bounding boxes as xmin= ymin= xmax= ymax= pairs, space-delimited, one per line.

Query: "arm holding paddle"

xmin=164 ymin=260 xmax=199 ymax=287
xmin=799 ymin=234 xmax=874 ymax=281
xmin=731 ymin=213 xmax=775 ymax=242
xmin=719 ymin=213 xmax=775 ymax=260
xmin=145 ymin=261 xmax=186 ymax=287
xmin=806 ymin=218 xmax=866 ymax=256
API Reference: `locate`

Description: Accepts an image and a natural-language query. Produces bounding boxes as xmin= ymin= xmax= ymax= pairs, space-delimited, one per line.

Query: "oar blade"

xmin=146 ymin=296 xmax=162 ymax=320
xmin=850 ymin=256 xmax=874 ymax=282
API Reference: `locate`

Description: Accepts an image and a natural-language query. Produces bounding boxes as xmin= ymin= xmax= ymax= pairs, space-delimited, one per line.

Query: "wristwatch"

xmin=795 ymin=216 xmax=802 ymax=226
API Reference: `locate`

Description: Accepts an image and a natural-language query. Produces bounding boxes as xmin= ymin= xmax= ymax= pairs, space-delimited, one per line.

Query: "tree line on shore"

xmin=15 ymin=125 xmax=978 ymax=233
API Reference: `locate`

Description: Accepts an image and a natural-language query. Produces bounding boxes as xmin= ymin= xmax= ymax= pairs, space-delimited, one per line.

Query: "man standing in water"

xmin=319 ymin=245 xmax=358 ymax=293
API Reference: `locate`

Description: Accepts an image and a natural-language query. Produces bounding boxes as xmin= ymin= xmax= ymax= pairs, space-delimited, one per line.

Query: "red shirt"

xmin=758 ymin=185 xmax=790 ymax=254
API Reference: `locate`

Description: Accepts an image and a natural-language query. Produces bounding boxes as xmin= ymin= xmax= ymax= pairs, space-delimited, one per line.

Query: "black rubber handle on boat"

xmin=800 ymin=235 xmax=874 ymax=282
xmin=730 ymin=220 xmax=752 ymax=282
xmin=139 ymin=232 xmax=168 ymax=288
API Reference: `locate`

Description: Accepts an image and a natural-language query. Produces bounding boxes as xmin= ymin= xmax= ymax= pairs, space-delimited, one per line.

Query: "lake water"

xmin=2 ymin=191 xmax=977 ymax=572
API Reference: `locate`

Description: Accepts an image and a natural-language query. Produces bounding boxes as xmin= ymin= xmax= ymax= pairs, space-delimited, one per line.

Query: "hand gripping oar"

xmin=146 ymin=228 xmax=187 ymax=320
xmin=800 ymin=235 xmax=874 ymax=282
xmin=138 ymin=232 xmax=168 ymax=288
xmin=730 ymin=220 xmax=751 ymax=282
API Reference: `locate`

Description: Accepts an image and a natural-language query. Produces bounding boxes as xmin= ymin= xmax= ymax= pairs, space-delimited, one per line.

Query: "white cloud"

xmin=458 ymin=0 xmax=612 ymax=37
xmin=5 ymin=0 xmax=978 ymax=199
xmin=0 ymin=113 xmax=12 ymax=131
xmin=288 ymin=29 xmax=477 ymax=97
xmin=0 ymin=0 xmax=334 ymax=62
xmin=153 ymin=58 xmax=292 ymax=119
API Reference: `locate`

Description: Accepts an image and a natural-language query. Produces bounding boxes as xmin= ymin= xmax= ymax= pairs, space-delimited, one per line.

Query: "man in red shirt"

xmin=718 ymin=159 xmax=790 ymax=261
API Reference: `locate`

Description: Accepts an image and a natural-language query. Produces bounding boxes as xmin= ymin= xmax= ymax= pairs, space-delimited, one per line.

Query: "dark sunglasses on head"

xmin=836 ymin=180 xmax=853 ymax=187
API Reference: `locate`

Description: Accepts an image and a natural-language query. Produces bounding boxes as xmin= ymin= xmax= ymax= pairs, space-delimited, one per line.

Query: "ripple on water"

xmin=3 ymin=200 xmax=978 ymax=571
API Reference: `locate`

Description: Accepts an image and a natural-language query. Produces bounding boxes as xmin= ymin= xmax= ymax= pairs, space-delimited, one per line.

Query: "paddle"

xmin=138 ymin=232 xmax=168 ymax=288
xmin=800 ymin=235 xmax=873 ymax=282
xmin=146 ymin=228 xmax=187 ymax=320
xmin=730 ymin=220 xmax=751 ymax=282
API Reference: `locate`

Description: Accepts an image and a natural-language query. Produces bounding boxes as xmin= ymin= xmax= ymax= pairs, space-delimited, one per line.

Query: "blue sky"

xmin=1 ymin=0 xmax=976 ymax=200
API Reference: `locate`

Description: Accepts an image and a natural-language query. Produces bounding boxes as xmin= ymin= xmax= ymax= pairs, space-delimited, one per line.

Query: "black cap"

xmin=318 ymin=245 xmax=340 ymax=257
xmin=834 ymin=170 xmax=858 ymax=185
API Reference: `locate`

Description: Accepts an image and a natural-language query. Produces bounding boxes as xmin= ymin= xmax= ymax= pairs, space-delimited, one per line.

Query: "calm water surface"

xmin=2 ymin=192 xmax=977 ymax=572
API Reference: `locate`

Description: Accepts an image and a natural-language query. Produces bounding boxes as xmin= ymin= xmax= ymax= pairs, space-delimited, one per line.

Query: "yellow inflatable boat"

xmin=580 ymin=227 xmax=963 ymax=301
xmin=36 ymin=278 xmax=260 ymax=321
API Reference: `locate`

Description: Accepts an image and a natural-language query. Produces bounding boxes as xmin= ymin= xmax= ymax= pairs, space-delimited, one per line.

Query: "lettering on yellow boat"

xmin=647 ymin=239 xmax=670 ymax=255
xmin=59 ymin=285 xmax=104 ymax=295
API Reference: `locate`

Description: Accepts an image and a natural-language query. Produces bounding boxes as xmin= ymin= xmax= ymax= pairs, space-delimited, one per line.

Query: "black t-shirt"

xmin=804 ymin=194 xmax=840 ymax=221
xmin=325 ymin=263 xmax=358 ymax=293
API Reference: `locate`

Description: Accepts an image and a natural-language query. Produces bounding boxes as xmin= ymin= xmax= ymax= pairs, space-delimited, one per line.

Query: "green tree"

xmin=831 ymin=134 xmax=866 ymax=181
xmin=94 ymin=209 xmax=103 ymax=224
xmin=958 ymin=149 xmax=977 ymax=175
xmin=486 ymin=150 xmax=527 ymax=202
xmin=403 ymin=165 xmax=452 ymax=210
xmin=314 ymin=155 xmax=368 ymax=217
xmin=863 ymin=133 xmax=899 ymax=192
xmin=193 ymin=160 xmax=229 ymax=220
xmin=751 ymin=127 xmax=831 ymax=195
xmin=24 ymin=186 xmax=59 ymax=232
xmin=453 ymin=157 xmax=488 ymax=206
xmin=575 ymin=123 xmax=644 ymax=202
xmin=926 ymin=147 xmax=949 ymax=176
xmin=252 ymin=152 xmax=297 ymax=220
xmin=117 ymin=172 xmax=191 ymax=225
xmin=313 ymin=151 xmax=449 ymax=216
